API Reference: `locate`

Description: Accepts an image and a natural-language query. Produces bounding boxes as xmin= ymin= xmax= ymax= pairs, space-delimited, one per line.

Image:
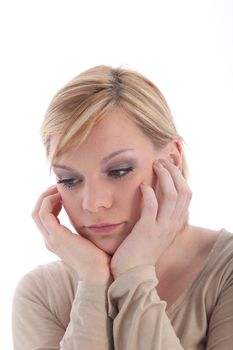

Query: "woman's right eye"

xmin=57 ymin=178 xmax=81 ymax=189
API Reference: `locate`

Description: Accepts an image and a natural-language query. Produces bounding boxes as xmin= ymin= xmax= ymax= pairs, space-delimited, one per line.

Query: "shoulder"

xmin=12 ymin=261 xmax=80 ymax=339
xmin=208 ymin=228 xmax=233 ymax=277
xmin=197 ymin=228 xmax=233 ymax=304
xmin=186 ymin=226 xmax=233 ymax=298
xmin=14 ymin=260 xmax=79 ymax=308
xmin=190 ymin=226 xmax=233 ymax=266
xmin=208 ymin=228 xmax=233 ymax=265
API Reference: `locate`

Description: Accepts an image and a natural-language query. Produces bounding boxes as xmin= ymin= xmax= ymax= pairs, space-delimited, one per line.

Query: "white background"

xmin=0 ymin=0 xmax=232 ymax=348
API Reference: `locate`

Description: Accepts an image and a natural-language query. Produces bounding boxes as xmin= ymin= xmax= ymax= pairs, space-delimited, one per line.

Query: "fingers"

xmin=158 ymin=159 xmax=192 ymax=223
xmin=161 ymin=160 xmax=192 ymax=221
xmin=140 ymin=184 xmax=158 ymax=224
xmin=32 ymin=185 xmax=58 ymax=218
xmin=39 ymin=192 xmax=63 ymax=235
xmin=153 ymin=160 xmax=177 ymax=222
xmin=153 ymin=159 xmax=192 ymax=226
xmin=32 ymin=185 xmax=61 ymax=240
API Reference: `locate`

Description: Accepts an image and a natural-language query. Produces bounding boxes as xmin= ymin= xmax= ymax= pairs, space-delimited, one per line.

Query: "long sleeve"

xmin=12 ymin=263 xmax=113 ymax=350
xmin=107 ymin=265 xmax=183 ymax=350
xmin=60 ymin=281 xmax=113 ymax=349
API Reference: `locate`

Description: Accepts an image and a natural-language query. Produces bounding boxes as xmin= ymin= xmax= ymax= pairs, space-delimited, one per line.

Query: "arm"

xmin=13 ymin=185 xmax=114 ymax=350
xmin=108 ymin=265 xmax=183 ymax=350
xmin=61 ymin=281 xmax=113 ymax=349
xmin=12 ymin=267 xmax=113 ymax=350
xmin=108 ymin=159 xmax=191 ymax=349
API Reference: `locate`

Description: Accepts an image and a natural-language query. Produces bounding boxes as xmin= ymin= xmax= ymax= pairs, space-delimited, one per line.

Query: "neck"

xmin=155 ymin=224 xmax=193 ymax=279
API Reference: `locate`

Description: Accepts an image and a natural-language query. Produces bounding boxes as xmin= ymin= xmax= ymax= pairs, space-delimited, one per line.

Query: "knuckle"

xmin=44 ymin=236 xmax=56 ymax=252
xmin=186 ymin=188 xmax=193 ymax=201
xmin=178 ymin=185 xmax=192 ymax=199
xmin=188 ymin=188 xmax=193 ymax=199
xmin=38 ymin=210 xmax=46 ymax=222
xmin=145 ymin=199 xmax=157 ymax=212
xmin=45 ymin=240 xmax=53 ymax=252
xmin=165 ymin=190 xmax=177 ymax=201
xmin=178 ymin=185 xmax=187 ymax=196
xmin=41 ymin=196 xmax=50 ymax=206
xmin=146 ymin=198 xmax=157 ymax=207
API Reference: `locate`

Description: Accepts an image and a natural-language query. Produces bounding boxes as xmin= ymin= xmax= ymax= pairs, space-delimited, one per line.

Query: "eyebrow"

xmin=52 ymin=148 xmax=135 ymax=171
xmin=101 ymin=148 xmax=135 ymax=164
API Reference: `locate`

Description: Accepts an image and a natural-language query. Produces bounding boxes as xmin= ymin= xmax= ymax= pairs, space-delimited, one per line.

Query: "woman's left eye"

xmin=108 ymin=166 xmax=134 ymax=179
xmin=57 ymin=178 xmax=81 ymax=189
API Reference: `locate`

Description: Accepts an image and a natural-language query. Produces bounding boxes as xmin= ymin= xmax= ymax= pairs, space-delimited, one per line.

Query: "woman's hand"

xmin=32 ymin=186 xmax=112 ymax=285
xmin=110 ymin=159 xmax=192 ymax=279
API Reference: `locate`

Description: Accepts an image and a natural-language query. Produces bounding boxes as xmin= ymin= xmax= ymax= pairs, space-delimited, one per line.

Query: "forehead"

xmin=81 ymin=110 xmax=156 ymax=153
xmin=90 ymin=110 xmax=146 ymax=143
xmin=53 ymin=109 xmax=156 ymax=164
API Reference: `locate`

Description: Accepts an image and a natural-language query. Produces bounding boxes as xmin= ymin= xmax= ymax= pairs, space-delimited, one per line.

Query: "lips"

xmin=88 ymin=223 xmax=119 ymax=228
xmin=86 ymin=222 xmax=123 ymax=233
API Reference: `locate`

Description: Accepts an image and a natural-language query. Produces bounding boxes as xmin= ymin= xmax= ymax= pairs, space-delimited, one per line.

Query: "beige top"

xmin=12 ymin=228 xmax=233 ymax=350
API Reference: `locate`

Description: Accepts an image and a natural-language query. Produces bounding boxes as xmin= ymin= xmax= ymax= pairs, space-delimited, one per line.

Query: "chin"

xmin=92 ymin=235 xmax=126 ymax=256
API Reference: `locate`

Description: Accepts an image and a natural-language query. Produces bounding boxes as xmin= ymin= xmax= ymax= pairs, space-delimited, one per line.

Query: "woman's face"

xmin=52 ymin=109 xmax=167 ymax=255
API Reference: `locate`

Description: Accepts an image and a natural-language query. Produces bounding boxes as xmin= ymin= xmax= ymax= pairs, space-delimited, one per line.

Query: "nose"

xmin=81 ymin=179 xmax=112 ymax=212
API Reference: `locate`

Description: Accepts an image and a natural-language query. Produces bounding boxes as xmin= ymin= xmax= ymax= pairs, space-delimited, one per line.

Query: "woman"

xmin=12 ymin=65 xmax=233 ymax=349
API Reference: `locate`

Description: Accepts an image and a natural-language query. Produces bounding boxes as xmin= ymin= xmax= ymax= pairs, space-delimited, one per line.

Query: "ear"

xmin=163 ymin=139 xmax=182 ymax=169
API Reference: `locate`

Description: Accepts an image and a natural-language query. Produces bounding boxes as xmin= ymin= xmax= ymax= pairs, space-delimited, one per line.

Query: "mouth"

xmin=86 ymin=222 xmax=124 ymax=234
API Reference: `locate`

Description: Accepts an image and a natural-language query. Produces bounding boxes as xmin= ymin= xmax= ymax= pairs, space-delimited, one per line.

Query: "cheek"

xmin=130 ymin=187 xmax=143 ymax=221
xmin=118 ymin=179 xmax=143 ymax=224
xmin=144 ymin=165 xmax=156 ymax=186
xmin=57 ymin=189 xmax=72 ymax=208
xmin=123 ymin=166 xmax=155 ymax=221
xmin=57 ymin=189 xmax=81 ymax=224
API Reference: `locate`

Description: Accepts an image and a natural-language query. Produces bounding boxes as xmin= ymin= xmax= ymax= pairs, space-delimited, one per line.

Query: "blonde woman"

xmin=12 ymin=66 xmax=233 ymax=349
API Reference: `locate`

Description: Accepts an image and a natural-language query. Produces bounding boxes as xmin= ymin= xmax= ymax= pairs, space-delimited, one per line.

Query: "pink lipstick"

xmin=86 ymin=223 xmax=122 ymax=233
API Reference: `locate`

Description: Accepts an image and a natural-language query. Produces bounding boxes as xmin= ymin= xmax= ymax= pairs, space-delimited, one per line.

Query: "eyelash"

xmin=108 ymin=166 xmax=134 ymax=178
xmin=57 ymin=166 xmax=134 ymax=189
xmin=57 ymin=178 xmax=80 ymax=189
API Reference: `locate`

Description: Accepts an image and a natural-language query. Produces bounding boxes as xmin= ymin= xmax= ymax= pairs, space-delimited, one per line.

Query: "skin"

xmin=32 ymin=109 xmax=194 ymax=286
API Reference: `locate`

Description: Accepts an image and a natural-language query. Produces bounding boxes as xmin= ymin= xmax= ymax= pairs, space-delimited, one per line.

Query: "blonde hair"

xmin=41 ymin=65 xmax=188 ymax=178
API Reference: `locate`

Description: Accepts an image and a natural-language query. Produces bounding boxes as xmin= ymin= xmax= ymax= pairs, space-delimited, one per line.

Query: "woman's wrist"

xmin=79 ymin=268 xmax=113 ymax=286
